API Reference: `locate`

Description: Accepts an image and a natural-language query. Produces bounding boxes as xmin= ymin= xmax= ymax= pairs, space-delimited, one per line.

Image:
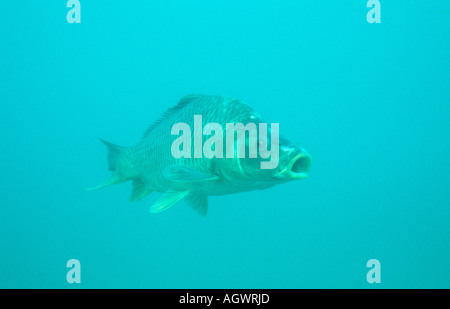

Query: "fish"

xmin=87 ymin=94 xmax=311 ymax=216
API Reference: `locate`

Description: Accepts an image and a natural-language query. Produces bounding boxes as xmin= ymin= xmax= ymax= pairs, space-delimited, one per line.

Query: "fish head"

xmin=272 ymin=140 xmax=311 ymax=181
xmin=218 ymin=131 xmax=311 ymax=184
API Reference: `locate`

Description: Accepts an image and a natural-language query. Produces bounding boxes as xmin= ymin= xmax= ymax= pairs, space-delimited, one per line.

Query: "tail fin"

xmin=99 ymin=138 xmax=125 ymax=171
xmin=85 ymin=139 xmax=127 ymax=191
xmin=85 ymin=176 xmax=121 ymax=191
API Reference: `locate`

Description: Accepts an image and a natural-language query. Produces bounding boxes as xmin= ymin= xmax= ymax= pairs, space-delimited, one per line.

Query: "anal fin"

xmin=130 ymin=178 xmax=152 ymax=201
xmin=186 ymin=194 xmax=208 ymax=217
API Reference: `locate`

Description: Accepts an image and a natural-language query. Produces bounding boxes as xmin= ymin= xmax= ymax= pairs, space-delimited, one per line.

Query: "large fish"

xmin=88 ymin=94 xmax=311 ymax=216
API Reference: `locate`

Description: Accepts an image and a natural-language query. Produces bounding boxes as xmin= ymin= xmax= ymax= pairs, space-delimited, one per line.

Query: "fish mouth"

xmin=275 ymin=152 xmax=311 ymax=180
xmin=288 ymin=153 xmax=311 ymax=179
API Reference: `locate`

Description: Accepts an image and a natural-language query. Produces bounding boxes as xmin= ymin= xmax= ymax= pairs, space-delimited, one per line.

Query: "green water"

xmin=1 ymin=1 xmax=449 ymax=288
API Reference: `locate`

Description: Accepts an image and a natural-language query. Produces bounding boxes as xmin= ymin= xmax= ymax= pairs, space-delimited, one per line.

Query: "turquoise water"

xmin=1 ymin=1 xmax=449 ymax=288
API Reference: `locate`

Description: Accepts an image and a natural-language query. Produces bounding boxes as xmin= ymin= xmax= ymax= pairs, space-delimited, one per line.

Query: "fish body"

xmin=89 ymin=94 xmax=311 ymax=215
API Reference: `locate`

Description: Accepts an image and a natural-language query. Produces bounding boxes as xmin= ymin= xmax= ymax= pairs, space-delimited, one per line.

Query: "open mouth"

xmin=286 ymin=152 xmax=311 ymax=179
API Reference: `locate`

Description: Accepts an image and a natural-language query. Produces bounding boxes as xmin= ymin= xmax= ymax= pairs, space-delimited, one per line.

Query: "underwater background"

xmin=1 ymin=1 xmax=449 ymax=288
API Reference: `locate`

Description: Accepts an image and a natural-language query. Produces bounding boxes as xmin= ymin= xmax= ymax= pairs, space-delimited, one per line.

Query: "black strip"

xmin=0 ymin=289 xmax=448 ymax=307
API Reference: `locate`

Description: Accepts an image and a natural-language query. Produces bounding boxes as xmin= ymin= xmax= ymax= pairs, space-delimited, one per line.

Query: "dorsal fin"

xmin=142 ymin=94 xmax=202 ymax=139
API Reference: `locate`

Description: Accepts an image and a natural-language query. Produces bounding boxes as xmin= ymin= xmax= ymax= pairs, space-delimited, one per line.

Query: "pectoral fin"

xmin=150 ymin=190 xmax=189 ymax=213
xmin=162 ymin=165 xmax=219 ymax=183
xmin=186 ymin=194 xmax=208 ymax=217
